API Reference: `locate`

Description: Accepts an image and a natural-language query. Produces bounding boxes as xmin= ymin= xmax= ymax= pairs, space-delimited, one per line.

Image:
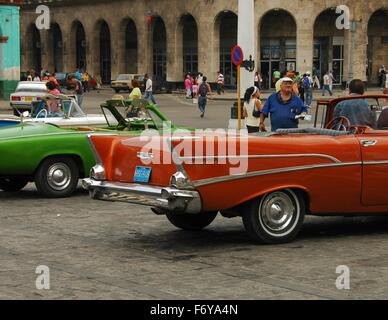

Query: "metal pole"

xmin=237 ymin=65 xmax=241 ymax=129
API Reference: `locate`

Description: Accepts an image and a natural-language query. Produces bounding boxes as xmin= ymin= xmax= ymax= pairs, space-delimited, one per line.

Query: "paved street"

xmin=2 ymin=89 xmax=388 ymax=299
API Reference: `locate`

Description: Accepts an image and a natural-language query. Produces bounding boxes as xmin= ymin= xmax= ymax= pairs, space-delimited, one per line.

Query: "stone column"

xmin=39 ymin=29 xmax=51 ymax=72
xmin=136 ymin=18 xmax=152 ymax=76
xmin=61 ymin=22 xmax=72 ymax=72
xmin=85 ymin=22 xmax=98 ymax=80
xmin=344 ymin=21 xmax=368 ymax=82
xmin=198 ymin=16 xmax=217 ymax=82
xmin=109 ymin=21 xmax=120 ymax=81
xmin=296 ymin=16 xmax=314 ymax=75
xmin=166 ymin=22 xmax=182 ymax=82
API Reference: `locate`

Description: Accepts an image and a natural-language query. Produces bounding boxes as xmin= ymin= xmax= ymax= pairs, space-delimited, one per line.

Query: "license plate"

xmin=134 ymin=166 xmax=152 ymax=183
xmin=23 ymin=97 xmax=33 ymax=102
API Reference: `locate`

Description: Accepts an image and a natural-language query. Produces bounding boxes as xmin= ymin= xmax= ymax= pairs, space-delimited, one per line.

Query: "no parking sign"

xmin=231 ymin=45 xmax=244 ymax=66
xmin=231 ymin=45 xmax=244 ymax=130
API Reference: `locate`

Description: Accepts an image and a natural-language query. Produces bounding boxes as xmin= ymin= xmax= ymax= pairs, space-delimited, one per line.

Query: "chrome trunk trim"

xmin=82 ymin=178 xmax=202 ymax=214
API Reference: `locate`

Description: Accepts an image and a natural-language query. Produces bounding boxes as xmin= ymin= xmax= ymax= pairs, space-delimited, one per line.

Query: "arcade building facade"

xmin=20 ymin=0 xmax=388 ymax=88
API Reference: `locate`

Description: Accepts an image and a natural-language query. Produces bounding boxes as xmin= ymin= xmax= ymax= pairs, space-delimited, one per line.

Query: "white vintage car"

xmin=29 ymin=94 xmax=113 ymax=127
xmin=10 ymin=81 xmax=47 ymax=116
xmin=5 ymin=94 xmax=112 ymax=128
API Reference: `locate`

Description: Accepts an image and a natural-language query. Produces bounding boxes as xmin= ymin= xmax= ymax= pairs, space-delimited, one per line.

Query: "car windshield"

xmin=55 ymin=73 xmax=66 ymax=79
xmin=317 ymin=96 xmax=388 ymax=130
xmin=16 ymin=83 xmax=47 ymax=93
xmin=100 ymin=100 xmax=166 ymax=131
xmin=117 ymin=74 xmax=131 ymax=81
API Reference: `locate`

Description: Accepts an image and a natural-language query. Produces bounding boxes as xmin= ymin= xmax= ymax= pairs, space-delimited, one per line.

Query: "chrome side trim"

xmin=0 ymin=131 xmax=90 ymax=141
xmin=179 ymin=153 xmax=341 ymax=163
xmin=363 ymin=161 xmax=388 ymax=166
xmin=192 ymin=161 xmax=362 ymax=187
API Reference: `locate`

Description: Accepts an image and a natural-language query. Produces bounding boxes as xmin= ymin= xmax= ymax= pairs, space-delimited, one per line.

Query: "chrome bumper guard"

xmin=82 ymin=179 xmax=202 ymax=214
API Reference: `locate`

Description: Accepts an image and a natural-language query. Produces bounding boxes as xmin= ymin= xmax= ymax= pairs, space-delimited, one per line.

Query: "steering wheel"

xmin=325 ymin=116 xmax=351 ymax=132
xmin=35 ymin=108 xmax=48 ymax=119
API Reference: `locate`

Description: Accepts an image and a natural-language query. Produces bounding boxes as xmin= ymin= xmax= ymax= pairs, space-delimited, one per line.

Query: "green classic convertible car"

xmin=0 ymin=99 xmax=180 ymax=198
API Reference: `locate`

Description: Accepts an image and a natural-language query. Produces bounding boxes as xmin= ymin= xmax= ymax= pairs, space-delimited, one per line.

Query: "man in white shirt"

xmin=216 ymin=71 xmax=224 ymax=95
xmin=143 ymin=74 xmax=156 ymax=104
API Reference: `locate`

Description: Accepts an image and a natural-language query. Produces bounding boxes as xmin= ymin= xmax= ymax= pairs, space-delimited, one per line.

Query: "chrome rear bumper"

xmin=82 ymin=178 xmax=202 ymax=214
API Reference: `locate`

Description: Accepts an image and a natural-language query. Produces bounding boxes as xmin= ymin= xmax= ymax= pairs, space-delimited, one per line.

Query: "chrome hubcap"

xmin=47 ymin=163 xmax=72 ymax=191
xmin=260 ymin=192 xmax=295 ymax=233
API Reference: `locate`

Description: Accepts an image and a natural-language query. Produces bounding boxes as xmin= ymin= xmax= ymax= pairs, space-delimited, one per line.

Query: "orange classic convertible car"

xmin=83 ymin=94 xmax=388 ymax=244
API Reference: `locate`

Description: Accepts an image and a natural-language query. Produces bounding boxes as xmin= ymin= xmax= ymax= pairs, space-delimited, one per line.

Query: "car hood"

xmin=0 ymin=122 xmax=65 ymax=140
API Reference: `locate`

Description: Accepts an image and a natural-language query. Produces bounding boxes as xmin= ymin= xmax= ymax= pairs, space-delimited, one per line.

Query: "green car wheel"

xmin=0 ymin=178 xmax=29 ymax=192
xmin=35 ymin=157 xmax=80 ymax=198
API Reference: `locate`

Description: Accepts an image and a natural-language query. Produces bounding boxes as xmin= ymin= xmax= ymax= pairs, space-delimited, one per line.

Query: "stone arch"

xmin=70 ymin=20 xmax=86 ymax=71
xmin=152 ymin=16 xmax=167 ymax=82
xmin=119 ymin=18 xmax=138 ymax=74
xmin=259 ymin=9 xmax=297 ymax=88
xmin=92 ymin=19 xmax=111 ymax=84
xmin=313 ymin=8 xmax=346 ymax=86
xmin=213 ymin=10 xmax=238 ymax=86
xmin=25 ymin=23 xmax=41 ymax=73
xmin=367 ymin=9 xmax=388 ymax=85
xmin=49 ymin=23 xmax=63 ymax=73
xmin=178 ymin=13 xmax=198 ymax=77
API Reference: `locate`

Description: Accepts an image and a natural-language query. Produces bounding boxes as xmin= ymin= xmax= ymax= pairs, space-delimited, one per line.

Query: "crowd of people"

xmin=24 ymin=68 xmax=101 ymax=109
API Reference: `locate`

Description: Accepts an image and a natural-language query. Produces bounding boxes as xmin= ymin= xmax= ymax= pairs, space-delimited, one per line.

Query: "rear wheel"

xmin=242 ymin=189 xmax=305 ymax=244
xmin=35 ymin=157 xmax=79 ymax=198
xmin=0 ymin=178 xmax=29 ymax=192
xmin=166 ymin=212 xmax=218 ymax=231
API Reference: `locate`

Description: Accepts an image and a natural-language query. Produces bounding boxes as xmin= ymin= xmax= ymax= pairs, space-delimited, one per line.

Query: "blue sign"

xmin=231 ymin=46 xmax=244 ymax=66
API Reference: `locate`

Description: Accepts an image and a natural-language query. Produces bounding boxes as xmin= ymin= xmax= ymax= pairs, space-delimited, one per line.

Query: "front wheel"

xmin=242 ymin=189 xmax=305 ymax=244
xmin=0 ymin=178 xmax=29 ymax=192
xmin=166 ymin=212 xmax=218 ymax=231
xmin=35 ymin=157 xmax=79 ymax=198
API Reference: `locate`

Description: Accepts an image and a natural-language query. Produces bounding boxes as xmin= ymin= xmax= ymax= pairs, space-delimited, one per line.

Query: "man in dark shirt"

xmin=333 ymin=79 xmax=376 ymax=128
xmin=377 ymin=88 xmax=388 ymax=129
xmin=260 ymin=77 xmax=307 ymax=132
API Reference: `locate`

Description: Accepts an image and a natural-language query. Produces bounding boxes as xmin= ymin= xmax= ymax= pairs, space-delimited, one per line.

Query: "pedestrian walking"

xmin=143 ymin=74 xmax=157 ymax=104
xmin=260 ymin=77 xmax=308 ymax=132
xmin=379 ymin=65 xmax=386 ymax=88
xmin=198 ymin=76 xmax=211 ymax=118
xmin=329 ymin=70 xmax=336 ymax=92
xmin=192 ymin=79 xmax=198 ymax=104
xmin=386 ymin=71 xmax=388 ymax=89
xmin=273 ymin=69 xmax=281 ymax=87
xmin=82 ymin=71 xmax=90 ymax=92
xmin=216 ymin=71 xmax=224 ymax=95
xmin=322 ymin=71 xmax=333 ymax=96
xmin=243 ymin=86 xmax=262 ymax=133
xmin=303 ymin=72 xmax=313 ymax=107
xmin=184 ymin=75 xmax=192 ymax=99
xmin=196 ymin=72 xmax=203 ymax=87
xmin=254 ymin=71 xmax=263 ymax=90
xmin=296 ymin=72 xmax=305 ymax=103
